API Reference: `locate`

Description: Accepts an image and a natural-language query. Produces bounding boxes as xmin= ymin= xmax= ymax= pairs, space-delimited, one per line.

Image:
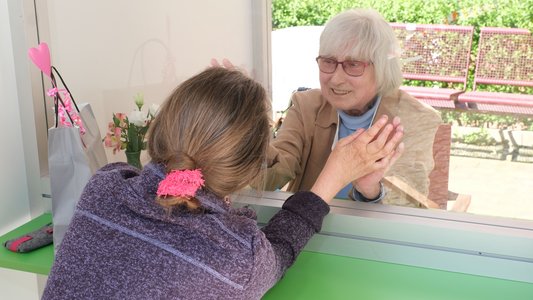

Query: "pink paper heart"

xmin=28 ymin=42 xmax=51 ymax=78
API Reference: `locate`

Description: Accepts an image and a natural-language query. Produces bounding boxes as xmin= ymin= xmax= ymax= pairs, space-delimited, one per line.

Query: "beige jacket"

xmin=265 ymin=88 xmax=442 ymax=207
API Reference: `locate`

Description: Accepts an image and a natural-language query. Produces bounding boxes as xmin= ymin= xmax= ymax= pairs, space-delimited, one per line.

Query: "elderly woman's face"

xmin=319 ymin=55 xmax=377 ymax=116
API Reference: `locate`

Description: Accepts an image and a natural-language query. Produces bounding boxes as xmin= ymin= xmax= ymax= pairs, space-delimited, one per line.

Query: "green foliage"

xmin=272 ymin=0 xmax=533 ymax=30
xmin=440 ymin=110 xmax=533 ymax=130
xmin=454 ymin=128 xmax=498 ymax=146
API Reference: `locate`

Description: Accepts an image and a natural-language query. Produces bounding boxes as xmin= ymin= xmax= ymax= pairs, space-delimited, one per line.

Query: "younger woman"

xmin=43 ymin=67 xmax=403 ymax=299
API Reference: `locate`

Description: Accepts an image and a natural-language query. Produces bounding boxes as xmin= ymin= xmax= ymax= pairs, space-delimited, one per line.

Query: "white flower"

xmin=148 ymin=103 xmax=160 ymax=117
xmin=128 ymin=110 xmax=148 ymax=127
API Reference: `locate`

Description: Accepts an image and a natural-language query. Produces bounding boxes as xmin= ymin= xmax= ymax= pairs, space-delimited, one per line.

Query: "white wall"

xmin=37 ymin=0 xmax=265 ymax=164
xmin=0 ymin=0 xmax=31 ymax=234
xmin=0 ymin=0 xmax=42 ymax=298
xmin=1 ymin=1 xmax=269 ymax=298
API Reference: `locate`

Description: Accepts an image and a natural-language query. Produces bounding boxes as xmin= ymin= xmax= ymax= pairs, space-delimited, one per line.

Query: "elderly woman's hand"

xmin=352 ymin=116 xmax=404 ymax=200
xmin=311 ymin=115 xmax=404 ymax=203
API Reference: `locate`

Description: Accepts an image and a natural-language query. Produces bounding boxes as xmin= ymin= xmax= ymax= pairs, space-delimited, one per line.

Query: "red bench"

xmin=457 ymin=27 xmax=533 ymax=115
xmin=390 ymin=23 xmax=475 ymax=109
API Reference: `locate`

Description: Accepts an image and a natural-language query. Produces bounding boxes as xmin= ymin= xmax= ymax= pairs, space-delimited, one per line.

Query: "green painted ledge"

xmin=0 ymin=213 xmax=53 ymax=275
xmin=264 ymin=251 xmax=533 ymax=300
xmin=2 ymin=214 xmax=532 ymax=299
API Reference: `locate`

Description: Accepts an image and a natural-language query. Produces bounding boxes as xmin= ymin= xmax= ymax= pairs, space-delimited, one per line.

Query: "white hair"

xmin=319 ymin=8 xmax=403 ymax=95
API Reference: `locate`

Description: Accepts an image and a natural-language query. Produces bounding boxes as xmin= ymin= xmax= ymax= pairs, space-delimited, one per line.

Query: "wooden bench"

xmin=457 ymin=27 xmax=533 ymax=116
xmin=390 ymin=23 xmax=475 ymax=109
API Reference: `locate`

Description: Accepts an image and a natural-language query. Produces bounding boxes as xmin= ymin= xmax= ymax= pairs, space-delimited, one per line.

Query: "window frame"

xmin=19 ymin=0 xmax=533 ymax=284
xmin=234 ymin=189 xmax=533 ymax=283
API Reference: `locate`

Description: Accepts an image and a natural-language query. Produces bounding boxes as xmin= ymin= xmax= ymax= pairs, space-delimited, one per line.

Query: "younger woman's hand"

xmin=210 ymin=58 xmax=235 ymax=69
xmin=210 ymin=58 xmax=253 ymax=78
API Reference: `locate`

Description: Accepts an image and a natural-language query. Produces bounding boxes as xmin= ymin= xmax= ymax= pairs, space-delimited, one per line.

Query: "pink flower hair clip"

xmin=156 ymin=169 xmax=205 ymax=198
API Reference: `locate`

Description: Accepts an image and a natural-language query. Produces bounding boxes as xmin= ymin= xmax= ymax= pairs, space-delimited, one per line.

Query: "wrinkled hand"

xmin=353 ymin=116 xmax=404 ymax=198
xmin=311 ymin=115 xmax=404 ymax=203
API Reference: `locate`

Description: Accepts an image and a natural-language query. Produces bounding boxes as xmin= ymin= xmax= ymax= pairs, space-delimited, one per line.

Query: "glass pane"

xmin=270 ymin=22 xmax=533 ymax=221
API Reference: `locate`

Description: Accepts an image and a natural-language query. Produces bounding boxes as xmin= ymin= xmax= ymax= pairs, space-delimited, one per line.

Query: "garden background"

xmin=272 ymin=0 xmax=533 ymax=161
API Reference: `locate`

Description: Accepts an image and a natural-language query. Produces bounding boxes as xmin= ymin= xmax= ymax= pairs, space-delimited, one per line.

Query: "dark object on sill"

xmin=4 ymin=223 xmax=53 ymax=253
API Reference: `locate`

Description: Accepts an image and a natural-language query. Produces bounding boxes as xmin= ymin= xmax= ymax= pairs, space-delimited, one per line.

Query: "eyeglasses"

xmin=316 ymin=56 xmax=371 ymax=77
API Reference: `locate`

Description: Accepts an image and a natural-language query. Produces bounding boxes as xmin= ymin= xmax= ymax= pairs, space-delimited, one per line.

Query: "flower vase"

xmin=125 ymin=151 xmax=142 ymax=169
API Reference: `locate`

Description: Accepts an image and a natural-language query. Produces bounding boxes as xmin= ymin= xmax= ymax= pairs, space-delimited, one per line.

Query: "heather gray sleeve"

xmin=260 ymin=191 xmax=330 ymax=280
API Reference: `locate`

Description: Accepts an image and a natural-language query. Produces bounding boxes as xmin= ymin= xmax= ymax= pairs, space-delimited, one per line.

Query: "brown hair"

xmin=147 ymin=67 xmax=271 ymax=211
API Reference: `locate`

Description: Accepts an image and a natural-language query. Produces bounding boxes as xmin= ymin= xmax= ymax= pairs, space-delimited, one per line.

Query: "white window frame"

xmin=234 ymin=189 xmax=533 ymax=283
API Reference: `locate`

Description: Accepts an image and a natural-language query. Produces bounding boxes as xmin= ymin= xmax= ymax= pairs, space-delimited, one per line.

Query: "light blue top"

xmin=335 ymin=96 xmax=380 ymax=199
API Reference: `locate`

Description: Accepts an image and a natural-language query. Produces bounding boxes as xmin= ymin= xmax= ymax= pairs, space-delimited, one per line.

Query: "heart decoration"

xmin=28 ymin=42 xmax=52 ymax=78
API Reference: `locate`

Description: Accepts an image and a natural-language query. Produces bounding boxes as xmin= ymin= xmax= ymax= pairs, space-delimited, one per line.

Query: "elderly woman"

xmin=266 ymin=8 xmax=442 ymax=207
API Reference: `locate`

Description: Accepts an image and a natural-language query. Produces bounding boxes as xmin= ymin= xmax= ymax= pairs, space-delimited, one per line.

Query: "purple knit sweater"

xmin=42 ymin=162 xmax=329 ymax=299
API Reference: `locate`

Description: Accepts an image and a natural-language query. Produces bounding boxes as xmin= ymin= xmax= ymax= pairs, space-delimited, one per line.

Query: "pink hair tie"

xmin=156 ymin=169 xmax=205 ymax=198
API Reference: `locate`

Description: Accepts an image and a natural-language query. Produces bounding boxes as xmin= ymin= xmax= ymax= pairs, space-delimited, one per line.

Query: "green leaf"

xmin=113 ymin=114 xmax=120 ymax=127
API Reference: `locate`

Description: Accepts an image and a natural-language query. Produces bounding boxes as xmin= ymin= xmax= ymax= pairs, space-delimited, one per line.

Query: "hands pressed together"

xmin=311 ymin=115 xmax=404 ymax=203
xmin=352 ymin=116 xmax=403 ymax=200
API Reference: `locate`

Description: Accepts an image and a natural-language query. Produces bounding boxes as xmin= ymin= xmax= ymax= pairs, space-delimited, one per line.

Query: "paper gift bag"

xmin=46 ymin=68 xmax=108 ymax=249
xmin=29 ymin=42 xmax=108 ymax=248
xmin=48 ymin=125 xmax=93 ymax=247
